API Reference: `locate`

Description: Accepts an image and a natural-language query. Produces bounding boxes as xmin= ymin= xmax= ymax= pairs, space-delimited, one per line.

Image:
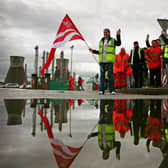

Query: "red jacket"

xmin=114 ymin=52 xmax=129 ymax=73
xmin=78 ymin=77 xmax=84 ymax=85
xmin=145 ymin=116 xmax=162 ymax=141
xmin=145 ymin=46 xmax=163 ymax=69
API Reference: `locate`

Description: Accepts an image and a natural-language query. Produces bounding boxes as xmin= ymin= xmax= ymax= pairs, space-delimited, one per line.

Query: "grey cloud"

xmin=0 ymin=0 xmax=168 ymax=81
xmin=0 ymin=0 xmax=64 ymax=33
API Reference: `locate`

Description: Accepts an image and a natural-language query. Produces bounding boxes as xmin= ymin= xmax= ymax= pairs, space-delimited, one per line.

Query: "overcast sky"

xmin=0 ymin=0 xmax=168 ymax=81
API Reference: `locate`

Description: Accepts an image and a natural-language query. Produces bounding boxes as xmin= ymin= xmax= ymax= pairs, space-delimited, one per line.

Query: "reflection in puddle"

xmin=0 ymin=99 xmax=168 ymax=168
xmin=4 ymin=99 xmax=26 ymax=125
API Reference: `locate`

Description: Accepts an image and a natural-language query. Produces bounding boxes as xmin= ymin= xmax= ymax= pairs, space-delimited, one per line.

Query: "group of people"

xmin=68 ymin=75 xmax=84 ymax=91
xmin=87 ymin=99 xmax=168 ymax=162
xmin=89 ymin=28 xmax=168 ymax=95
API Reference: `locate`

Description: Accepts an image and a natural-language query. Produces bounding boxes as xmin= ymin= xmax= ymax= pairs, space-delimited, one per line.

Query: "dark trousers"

xmin=99 ymin=99 xmax=114 ymax=124
xmin=149 ymin=68 xmax=161 ymax=87
xmin=100 ymin=63 xmax=115 ymax=92
xmin=132 ymin=66 xmax=143 ymax=88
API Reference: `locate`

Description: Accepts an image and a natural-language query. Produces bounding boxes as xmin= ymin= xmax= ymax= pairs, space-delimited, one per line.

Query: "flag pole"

xmin=69 ymin=105 xmax=72 ymax=137
xmin=70 ymin=45 xmax=74 ymax=76
xmin=83 ymin=40 xmax=99 ymax=64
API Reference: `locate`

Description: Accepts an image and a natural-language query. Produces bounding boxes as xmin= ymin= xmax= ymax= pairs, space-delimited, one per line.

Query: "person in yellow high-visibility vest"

xmin=161 ymin=31 xmax=168 ymax=83
xmin=89 ymin=28 xmax=121 ymax=95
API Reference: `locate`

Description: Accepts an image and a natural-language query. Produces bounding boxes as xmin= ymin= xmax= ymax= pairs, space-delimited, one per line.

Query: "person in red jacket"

xmin=145 ymin=40 xmax=163 ymax=87
xmin=77 ymin=76 xmax=84 ymax=91
xmin=114 ymin=48 xmax=131 ymax=89
xmin=68 ymin=76 xmax=74 ymax=90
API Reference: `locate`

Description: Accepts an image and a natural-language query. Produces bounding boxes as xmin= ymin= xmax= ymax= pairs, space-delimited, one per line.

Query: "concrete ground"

xmin=0 ymin=88 xmax=168 ymax=99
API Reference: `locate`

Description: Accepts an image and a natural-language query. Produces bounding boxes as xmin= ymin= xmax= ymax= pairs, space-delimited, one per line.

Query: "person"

xmin=145 ymin=40 xmax=163 ymax=87
xmin=160 ymin=31 xmax=168 ymax=44
xmin=129 ymin=41 xmax=146 ymax=88
xmin=68 ymin=76 xmax=74 ymax=90
xmin=160 ymin=31 xmax=168 ymax=83
xmin=89 ymin=28 xmax=121 ymax=95
xmin=145 ymin=34 xmax=162 ymax=48
xmin=88 ymin=99 xmax=121 ymax=160
xmin=142 ymin=47 xmax=149 ymax=87
xmin=114 ymin=48 xmax=131 ymax=89
xmin=77 ymin=76 xmax=84 ymax=91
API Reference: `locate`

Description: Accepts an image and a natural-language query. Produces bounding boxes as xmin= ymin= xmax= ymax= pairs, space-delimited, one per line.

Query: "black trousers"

xmin=149 ymin=68 xmax=161 ymax=87
xmin=132 ymin=66 xmax=143 ymax=88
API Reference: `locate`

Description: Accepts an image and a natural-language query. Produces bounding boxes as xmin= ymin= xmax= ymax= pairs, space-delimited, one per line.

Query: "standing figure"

xmin=145 ymin=40 xmax=163 ymax=87
xmin=77 ymin=76 xmax=84 ymax=91
xmin=68 ymin=76 xmax=74 ymax=90
xmin=161 ymin=31 xmax=168 ymax=84
xmin=129 ymin=41 xmax=146 ymax=88
xmin=114 ymin=48 xmax=131 ymax=88
xmin=89 ymin=28 xmax=121 ymax=95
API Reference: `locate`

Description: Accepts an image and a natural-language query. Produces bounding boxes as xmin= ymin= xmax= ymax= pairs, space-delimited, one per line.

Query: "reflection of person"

xmin=88 ymin=99 xmax=121 ymax=160
xmin=89 ymin=28 xmax=121 ymax=95
xmin=145 ymin=100 xmax=163 ymax=151
xmin=113 ymin=99 xmax=132 ymax=138
xmin=130 ymin=100 xmax=148 ymax=145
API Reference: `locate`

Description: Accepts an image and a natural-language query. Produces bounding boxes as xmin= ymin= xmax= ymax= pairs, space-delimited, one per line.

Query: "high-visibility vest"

xmin=131 ymin=48 xmax=142 ymax=65
xmin=114 ymin=99 xmax=127 ymax=112
xmin=98 ymin=124 xmax=115 ymax=150
xmin=99 ymin=38 xmax=115 ymax=63
xmin=145 ymin=46 xmax=162 ymax=69
xmin=113 ymin=111 xmax=129 ymax=135
xmin=126 ymin=64 xmax=133 ymax=75
xmin=162 ymin=128 xmax=168 ymax=142
xmin=115 ymin=53 xmax=129 ymax=73
xmin=145 ymin=116 xmax=162 ymax=141
xmin=161 ymin=45 xmax=168 ymax=59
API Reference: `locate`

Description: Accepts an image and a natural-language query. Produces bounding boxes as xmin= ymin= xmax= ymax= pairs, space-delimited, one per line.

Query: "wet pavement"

xmin=1 ymin=88 xmax=168 ymax=99
xmin=0 ymin=98 xmax=168 ymax=168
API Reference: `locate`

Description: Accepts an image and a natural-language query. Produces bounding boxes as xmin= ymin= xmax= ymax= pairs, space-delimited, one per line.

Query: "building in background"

xmin=5 ymin=56 xmax=27 ymax=85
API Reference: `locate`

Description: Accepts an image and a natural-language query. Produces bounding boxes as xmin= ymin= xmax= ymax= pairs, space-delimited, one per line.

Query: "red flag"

xmin=41 ymin=14 xmax=85 ymax=76
xmin=39 ymin=108 xmax=83 ymax=168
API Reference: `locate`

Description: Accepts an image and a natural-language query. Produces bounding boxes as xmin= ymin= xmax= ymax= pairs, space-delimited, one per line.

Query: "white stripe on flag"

xmin=53 ymin=149 xmax=74 ymax=159
xmin=50 ymin=138 xmax=78 ymax=156
xmin=55 ymin=29 xmax=77 ymax=40
xmin=52 ymin=32 xmax=80 ymax=48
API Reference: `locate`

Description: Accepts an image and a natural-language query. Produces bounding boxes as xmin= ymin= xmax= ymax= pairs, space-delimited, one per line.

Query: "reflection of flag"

xmin=39 ymin=108 xmax=83 ymax=168
xmin=41 ymin=14 xmax=85 ymax=76
xmin=161 ymin=99 xmax=168 ymax=128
